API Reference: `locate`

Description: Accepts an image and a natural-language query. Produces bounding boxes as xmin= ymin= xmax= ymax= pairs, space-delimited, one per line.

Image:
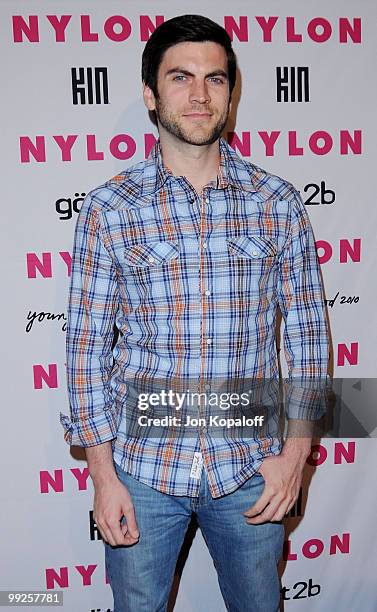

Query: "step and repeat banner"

xmin=1 ymin=2 xmax=377 ymax=611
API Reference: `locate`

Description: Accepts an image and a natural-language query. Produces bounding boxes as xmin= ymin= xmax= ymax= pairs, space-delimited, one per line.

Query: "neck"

xmin=158 ymin=129 xmax=221 ymax=194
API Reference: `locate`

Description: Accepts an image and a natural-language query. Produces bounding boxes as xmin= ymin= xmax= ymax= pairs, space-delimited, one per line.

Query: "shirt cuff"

xmin=60 ymin=408 xmax=119 ymax=447
xmin=284 ymin=375 xmax=332 ymax=422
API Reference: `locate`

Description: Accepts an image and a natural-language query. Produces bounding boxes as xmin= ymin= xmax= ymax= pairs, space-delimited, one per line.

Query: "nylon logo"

xmin=12 ymin=15 xmax=361 ymax=45
xmin=19 ymin=130 xmax=362 ymax=163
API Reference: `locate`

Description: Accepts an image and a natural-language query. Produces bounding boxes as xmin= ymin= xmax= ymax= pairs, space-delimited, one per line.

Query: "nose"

xmin=189 ymin=79 xmax=210 ymax=105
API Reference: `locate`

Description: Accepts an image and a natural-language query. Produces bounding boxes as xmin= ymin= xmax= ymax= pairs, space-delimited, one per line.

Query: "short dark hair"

xmin=142 ymin=14 xmax=237 ymax=99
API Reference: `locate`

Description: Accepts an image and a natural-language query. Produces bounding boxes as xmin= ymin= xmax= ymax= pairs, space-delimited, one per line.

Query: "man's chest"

xmin=102 ymin=188 xmax=290 ymax=266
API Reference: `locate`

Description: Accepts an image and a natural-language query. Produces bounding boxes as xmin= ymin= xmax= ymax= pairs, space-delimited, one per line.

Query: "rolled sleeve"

xmin=59 ymin=409 xmax=119 ymax=447
xmin=60 ymin=193 xmax=120 ymax=447
xmin=277 ymin=189 xmax=330 ymax=421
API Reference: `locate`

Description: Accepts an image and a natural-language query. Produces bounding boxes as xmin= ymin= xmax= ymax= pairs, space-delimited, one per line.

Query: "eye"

xmin=209 ymin=77 xmax=225 ymax=84
xmin=173 ymin=74 xmax=186 ymax=81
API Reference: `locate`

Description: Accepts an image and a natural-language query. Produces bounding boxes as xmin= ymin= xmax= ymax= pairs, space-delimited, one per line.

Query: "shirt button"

xmin=202 ymin=242 xmax=207 ymax=249
xmin=252 ymin=250 xmax=259 ymax=257
xmin=205 ymin=197 xmax=210 ymax=204
xmin=205 ymin=290 xmax=211 ymax=296
xmin=148 ymin=256 xmax=155 ymax=263
xmin=205 ymin=383 xmax=211 ymax=390
xmin=206 ymin=338 xmax=212 ymax=344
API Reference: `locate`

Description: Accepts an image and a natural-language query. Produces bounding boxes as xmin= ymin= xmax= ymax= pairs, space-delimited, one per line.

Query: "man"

xmin=61 ymin=14 xmax=330 ymax=612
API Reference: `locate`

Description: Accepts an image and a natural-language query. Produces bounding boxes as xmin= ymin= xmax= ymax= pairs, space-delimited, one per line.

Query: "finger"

xmin=243 ymin=489 xmax=272 ymax=517
xmin=98 ymin=522 xmax=117 ymax=547
xmin=120 ymin=519 xmax=140 ymax=545
xmin=123 ymin=506 xmax=140 ymax=539
xmin=121 ymin=521 xmax=128 ymax=537
xmin=124 ymin=533 xmax=139 ymax=546
xmin=108 ymin=519 xmax=128 ymax=546
xmin=94 ymin=513 xmax=116 ymax=547
xmin=246 ymin=496 xmax=284 ymax=524
xmin=269 ymin=510 xmax=287 ymax=522
xmin=270 ymin=500 xmax=294 ymax=522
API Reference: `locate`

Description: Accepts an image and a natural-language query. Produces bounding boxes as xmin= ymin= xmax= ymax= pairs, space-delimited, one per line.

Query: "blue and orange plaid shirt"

xmin=60 ymin=137 xmax=329 ymax=498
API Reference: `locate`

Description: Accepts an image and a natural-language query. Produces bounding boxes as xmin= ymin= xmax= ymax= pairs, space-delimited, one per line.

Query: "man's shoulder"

xmin=85 ymin=157 xmax=148 ymax=212
xmin=222 ymin=137 xmax=298 ymax=201
xmin=243 ymin=158 xmax=299 ymax=203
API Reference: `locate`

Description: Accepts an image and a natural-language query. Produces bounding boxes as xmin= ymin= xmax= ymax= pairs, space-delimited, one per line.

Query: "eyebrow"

xmin=165 ymin=67 xmax=228 ymax=79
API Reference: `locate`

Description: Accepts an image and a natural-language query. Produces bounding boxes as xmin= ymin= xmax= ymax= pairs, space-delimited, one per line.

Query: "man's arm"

xmin=60 ymin=193 xmax=139 ymax=545
xmin=244 ymin=188 xmax=330 ymax=523
xmin=276 ymin=187 xmax=330 ymax=440
xmin=60 ymin=193 xmax=120 ymax=447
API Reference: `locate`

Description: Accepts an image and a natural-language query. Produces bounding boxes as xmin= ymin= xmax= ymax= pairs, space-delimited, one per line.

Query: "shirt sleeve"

xmin=60 ymin=193 xmax=120 ymax=446
xmin=277 ymin=188 xmax=331 ymax=421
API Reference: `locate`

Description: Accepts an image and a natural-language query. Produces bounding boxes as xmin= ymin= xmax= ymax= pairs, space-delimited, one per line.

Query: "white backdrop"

xmin=1 ymin=1 xmax=377 ymax=610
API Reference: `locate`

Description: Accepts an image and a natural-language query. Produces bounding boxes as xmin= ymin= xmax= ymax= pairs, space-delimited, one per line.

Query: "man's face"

xmin=143 ymin=41 xmax=231 ymax=146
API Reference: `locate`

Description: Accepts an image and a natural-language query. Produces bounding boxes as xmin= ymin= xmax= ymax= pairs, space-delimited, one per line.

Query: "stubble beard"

xmin=154 ymin=97 xmax=230 ymax=146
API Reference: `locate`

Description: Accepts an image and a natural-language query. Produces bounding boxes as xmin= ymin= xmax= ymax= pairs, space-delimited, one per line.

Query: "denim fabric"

xmin=105 ymin=462 xmax=284 ymax=612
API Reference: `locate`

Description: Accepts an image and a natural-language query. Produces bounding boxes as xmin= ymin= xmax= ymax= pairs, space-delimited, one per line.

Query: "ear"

xmin=143 ymin=83 xmax=156 ymax=112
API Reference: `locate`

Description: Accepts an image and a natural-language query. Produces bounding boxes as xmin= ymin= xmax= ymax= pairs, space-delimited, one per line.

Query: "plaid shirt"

xmin=60 ymin=137 xmax=329 ymax=498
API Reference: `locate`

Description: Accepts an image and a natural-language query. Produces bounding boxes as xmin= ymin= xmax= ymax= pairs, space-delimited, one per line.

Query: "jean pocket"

xmin=253 ymin=469 xmax=265 ymax=482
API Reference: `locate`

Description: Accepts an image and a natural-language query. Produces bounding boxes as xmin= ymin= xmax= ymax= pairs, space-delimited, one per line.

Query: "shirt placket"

xmin=197 ymin=186 xmax=213 ymax=437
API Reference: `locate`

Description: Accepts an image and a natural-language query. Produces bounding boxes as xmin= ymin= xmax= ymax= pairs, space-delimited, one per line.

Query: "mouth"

xmin=183 ymin=112 xmax=212 ymax=118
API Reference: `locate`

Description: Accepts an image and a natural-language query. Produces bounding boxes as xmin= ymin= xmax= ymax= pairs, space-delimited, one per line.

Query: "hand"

xmin=93 ymin=473 xmax=140 ymax=546
xmin=243 ymin=451 xmax=306 ymax=524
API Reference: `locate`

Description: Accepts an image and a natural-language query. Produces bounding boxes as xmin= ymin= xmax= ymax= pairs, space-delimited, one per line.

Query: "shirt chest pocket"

xmin=226 ymin=235 xmax=277 ymax=260
xmin=122 ymin=240 xmax=181 ymax=306
xmin=226 ymin=235 xmax=278 ymax=296
xmin=124 ymin=240 xmax=180 ymax=268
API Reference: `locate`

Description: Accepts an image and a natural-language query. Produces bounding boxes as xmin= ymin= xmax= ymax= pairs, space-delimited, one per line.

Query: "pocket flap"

xmin=227 ymin=235 xmax=277 ymax=259
xmin=124 ymin=240 xmax=179 ymax=267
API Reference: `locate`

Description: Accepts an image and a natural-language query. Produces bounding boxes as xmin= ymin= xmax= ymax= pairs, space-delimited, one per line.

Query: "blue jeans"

xmin=105 ymin=463 xmax=284 ymax=612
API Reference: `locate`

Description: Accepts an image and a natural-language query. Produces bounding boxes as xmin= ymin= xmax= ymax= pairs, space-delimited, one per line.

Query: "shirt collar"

xmin=218 ymin=137 xmax=257 ymax=193
xmin=140 ymin=137 xmax=257 ymax=196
